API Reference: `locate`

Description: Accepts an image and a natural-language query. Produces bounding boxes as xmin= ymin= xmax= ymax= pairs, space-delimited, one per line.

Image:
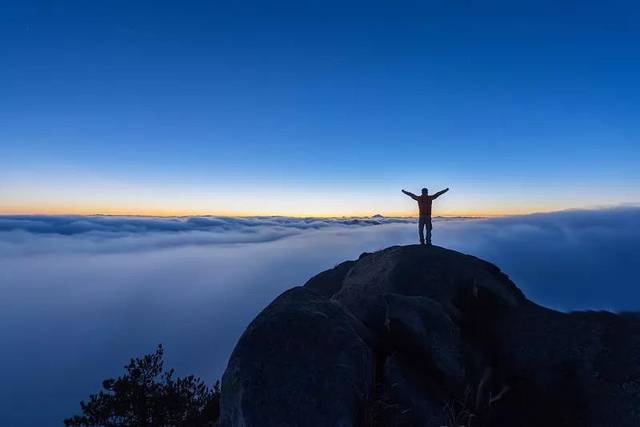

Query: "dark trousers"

xmin=418 ymin=215 xmax=432 ymax=244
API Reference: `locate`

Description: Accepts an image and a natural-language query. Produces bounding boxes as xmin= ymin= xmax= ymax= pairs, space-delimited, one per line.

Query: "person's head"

xmin=421 ymin=188 xmax=429 ymax=195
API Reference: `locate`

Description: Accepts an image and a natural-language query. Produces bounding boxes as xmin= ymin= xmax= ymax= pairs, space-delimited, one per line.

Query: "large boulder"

xmin=333 ymin=245 xmax=524 ymax=335
xmin=220 ymin=286 xmax=373 ymax=427
xmin=221 ymin=245 xmax=640 ymax=427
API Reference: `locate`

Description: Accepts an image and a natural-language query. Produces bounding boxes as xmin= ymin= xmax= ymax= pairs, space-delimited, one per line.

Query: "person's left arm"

xmin=431 ymin=188 xmax=449 ymax=199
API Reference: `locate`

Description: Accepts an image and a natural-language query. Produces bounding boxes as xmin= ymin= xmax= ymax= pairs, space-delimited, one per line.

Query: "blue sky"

xmin=2 ymin=1 xmax=639 ymax=215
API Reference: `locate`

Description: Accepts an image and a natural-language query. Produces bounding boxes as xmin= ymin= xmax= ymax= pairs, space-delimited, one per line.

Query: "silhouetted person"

xmin=402 ymin=187 xmax=449 ymax=245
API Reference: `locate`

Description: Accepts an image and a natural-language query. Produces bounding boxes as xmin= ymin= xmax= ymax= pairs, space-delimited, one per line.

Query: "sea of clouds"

xmin=1 ymin=207 xmax=639 ymax=425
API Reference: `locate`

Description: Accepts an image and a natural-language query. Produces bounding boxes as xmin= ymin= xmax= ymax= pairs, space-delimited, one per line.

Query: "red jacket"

xmin=403 ymin=188 xmax=449 ymax=216
xmin=415 ymin=195 xmax=434 ymax=216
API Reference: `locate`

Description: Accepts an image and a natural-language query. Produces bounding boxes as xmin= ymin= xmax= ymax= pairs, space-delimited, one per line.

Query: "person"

xmin=401 ymin=187 xmax=449 ymax=245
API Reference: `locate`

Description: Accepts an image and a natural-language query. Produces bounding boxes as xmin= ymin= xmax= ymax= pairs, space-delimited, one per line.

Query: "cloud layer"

xmin=1 ymin=207 xmax=639 ymax=426
xmin=0 ymin=214 xmax=414 ymax=255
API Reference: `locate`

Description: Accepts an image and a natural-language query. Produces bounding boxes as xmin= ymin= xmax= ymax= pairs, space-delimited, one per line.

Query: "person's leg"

xmin=426 ymin=218 xmax=433 ymax=245
xmin=418 ymin=216 xmax=425 ymax=244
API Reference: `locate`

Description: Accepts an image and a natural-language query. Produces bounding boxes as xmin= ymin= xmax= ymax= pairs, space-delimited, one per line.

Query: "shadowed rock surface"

xmin=220 ymin=286 xmax=373 ymax=427
xmin=221 ymin=245 xmax=640 ymax=427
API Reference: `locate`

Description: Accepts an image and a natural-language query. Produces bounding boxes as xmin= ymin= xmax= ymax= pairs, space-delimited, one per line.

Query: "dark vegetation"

xmin=64 ymin=345 xmax=220 ymax=427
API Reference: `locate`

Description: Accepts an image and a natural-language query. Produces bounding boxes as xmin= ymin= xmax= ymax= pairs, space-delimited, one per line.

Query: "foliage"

xmin=443 ymin=367 xmax=510 ymax=427
xmin=64 ymin=345 xmax=220 ymax=427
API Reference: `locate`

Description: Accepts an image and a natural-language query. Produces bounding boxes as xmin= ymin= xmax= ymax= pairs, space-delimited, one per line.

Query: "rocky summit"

xmin=220 ymin=245 xmax=640 ymax=427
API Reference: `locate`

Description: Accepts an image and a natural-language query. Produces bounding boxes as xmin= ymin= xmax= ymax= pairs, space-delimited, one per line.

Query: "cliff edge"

xmin=220 ymin=245 xmax=640 ymax=426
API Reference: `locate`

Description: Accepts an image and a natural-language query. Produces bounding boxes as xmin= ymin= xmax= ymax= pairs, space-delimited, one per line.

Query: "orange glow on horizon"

xmin=0 ymin=202 xmax=568 ymax=218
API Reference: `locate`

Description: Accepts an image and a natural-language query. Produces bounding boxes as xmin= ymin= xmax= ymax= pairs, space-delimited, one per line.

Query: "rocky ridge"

xmin=221 ymin=245 xmax=640 ymax=426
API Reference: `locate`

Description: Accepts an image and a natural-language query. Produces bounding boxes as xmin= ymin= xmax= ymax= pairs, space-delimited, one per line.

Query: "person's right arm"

xmin=402 ymin=189 xmax=419 ymax=200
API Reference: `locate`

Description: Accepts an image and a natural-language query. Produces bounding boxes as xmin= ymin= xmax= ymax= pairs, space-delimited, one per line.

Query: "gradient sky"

xmin=2 ymin=1 xmax=639 ymax=216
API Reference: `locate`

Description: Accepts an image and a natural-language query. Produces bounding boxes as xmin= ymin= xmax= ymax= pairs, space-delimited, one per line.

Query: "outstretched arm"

xmin=401 ymin=189 xmax=419 ymax=200
xmin=431 ymin=188 xmax=449 ymax=199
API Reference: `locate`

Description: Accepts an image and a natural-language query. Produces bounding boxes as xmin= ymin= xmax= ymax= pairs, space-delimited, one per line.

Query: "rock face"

xmin=221 ymin=245 xmax=640 ymax=427
xmin=220 ymin=286 xmax=373 ymax=427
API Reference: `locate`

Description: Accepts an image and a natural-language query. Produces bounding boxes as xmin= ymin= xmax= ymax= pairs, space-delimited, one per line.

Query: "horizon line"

xmin=1 ymin=203 xmax=637 ymax=219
